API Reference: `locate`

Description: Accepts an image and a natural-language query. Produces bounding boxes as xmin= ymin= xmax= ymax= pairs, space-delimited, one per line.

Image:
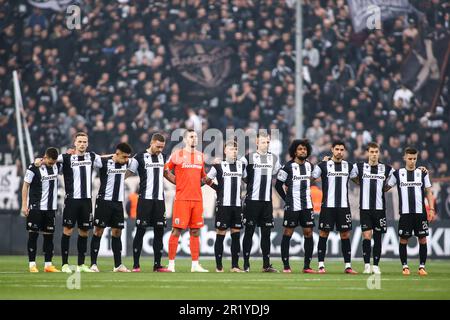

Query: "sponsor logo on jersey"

xmin=400 ymin=181 xmax=422 ymax=187
xmin=71 ymin=160 xmax=92 ymax=167
xmin=222 ymin=172 xmax=243 ymax=177
xmin=145 ymin=162 xmax=165 ymax=168
xmin=181 ymin=163 xmax=203 ymax=169
xmin=253 ymin=163 xmax=273 ymax=169
xmin=362 ymin=173 xmax=385 ymax=180
xmin=327 ymin=172 xmax=349 ymax=177
xmin=41 ymin=174 xmax=58 ymax=181
xmin=292 ymin=175 xmax=310 ymax=181
xmin=107 ymin=168 xmax=127 ymax=174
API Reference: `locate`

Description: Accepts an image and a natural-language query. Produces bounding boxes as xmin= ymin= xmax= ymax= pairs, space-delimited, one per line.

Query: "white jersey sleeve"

xmin=349 ymin=163 xmax=358 ymax=179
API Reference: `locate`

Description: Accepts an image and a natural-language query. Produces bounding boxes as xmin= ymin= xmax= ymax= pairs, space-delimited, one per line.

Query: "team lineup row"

xmin=23 ymin=130 xmax=435 ymax=276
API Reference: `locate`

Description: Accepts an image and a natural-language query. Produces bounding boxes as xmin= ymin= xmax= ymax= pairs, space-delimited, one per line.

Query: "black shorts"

xmin=26 ymin=210 xmax=56 ymax=233
xmin=319 ymin=207 xmax=352 ymax=232
xmin=215 ymin=206 xmax=243 ymax=230
xmin=63 ymin=198 xmax=93 ymax=230
xmin=283 ymin=209 xmax=315 ymax=229
xmin=398 ymin=213 xmax=429 ymax=238
xmin=94 ymin=199 xmax=125 ymax=229
xmin=136 ymin=198 xmax=166 ymax=228
xmin=360 ymin=210 xmax=387 ymax=233
xmin=243 ymin=200 xmax=274 ymax=228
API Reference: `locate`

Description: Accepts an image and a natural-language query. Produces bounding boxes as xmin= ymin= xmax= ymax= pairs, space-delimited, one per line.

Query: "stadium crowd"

xmin=0 ymin=0 xmax=449 ymax=177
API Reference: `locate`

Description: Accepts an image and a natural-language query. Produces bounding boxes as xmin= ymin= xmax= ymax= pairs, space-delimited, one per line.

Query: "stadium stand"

xmin=0 ymin=0 xmax=448 ymax=178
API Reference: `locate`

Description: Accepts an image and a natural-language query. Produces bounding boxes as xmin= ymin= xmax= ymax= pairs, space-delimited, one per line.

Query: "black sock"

xmin=243 ymin=225 xmax=255 ymax=269
xmin=28 ymin=232 xmax=38 ymax=263
xmin=419 ymin=241 xmax=427 ymax=267
xmin=373 ymin=232 xmax=382 ymax=266
xmin=399 ymin=242 xmax=408 ymax=267
xmin=281 ymin=234 xmax=291 ymax=268
xmin=153 ymin=227 xmax=164 ymax=267
xmin=341 ymin=238 xmax=351 ymax=264
xmin=77 ymin=235 xmax=88 ymax=266
xmin=90 ymin=235 xmax=101 ymax=266
xmin=214 ymin=234 xmax=225 ymax=269
xmin=61 ymin=234 xmax=70 ymax=265
xmin=133 ymin=228 xmax=146 ymax=268
xmin=304 ymin=236 xmax=314 ymax=270
xmin=111 ymin=236 xmax=122 ymax=268
xmin=43 ymin=234 xmax=54 ymax=263
xmin=230 ymin=232 xmax=240 ymax=268
xmin=318 ymin=236 xmax=328 ymax=263
xmin=362 ymin=239 xmax=371 ymax=264
xmin=260 ymin=227 xmax=271 ymax=268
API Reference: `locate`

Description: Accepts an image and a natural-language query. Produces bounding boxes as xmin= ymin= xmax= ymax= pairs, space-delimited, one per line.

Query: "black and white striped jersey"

xmin=207 ymin=159 xmax=246 ymax=207
xmin=387 ymin=168 xmax=432 ymax=214
xmin=241 ymin=152 xmax=281 ymax=202
xmin=277 ymin=160 xmax=314 ymax=211
xmin=59 ymin=152 xmax=102 ymax=199
xmin=312 ymin=160 xmax=353 ymax=208
xmin=350 ymin=162 xmax=393 ymax=210
xmin=24 ymin=163 xmax=61 ymax=210
xmin=128 ymin=152 xmax=165 ymax=201
xmin=97 ymin=156 xmax=132 ymax=202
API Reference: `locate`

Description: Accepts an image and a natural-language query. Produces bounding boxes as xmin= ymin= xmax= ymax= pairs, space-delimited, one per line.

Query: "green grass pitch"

xmin=1 ymin=256 xmax=449 ymax=299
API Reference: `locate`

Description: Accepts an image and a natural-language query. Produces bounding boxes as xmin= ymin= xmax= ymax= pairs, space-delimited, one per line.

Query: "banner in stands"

xmin=169 ymin=40 xmax=240 ymax=101
xmin=348 ymin=0 xmax=417 ymax=33
xmin=1 ymin=215 xmax=450 ymax=259
xmin=401 ymin=31 xmax=450 ymax=107
xmin=27 ymin=0 xmax=73 ymax=11
xmin=0 ymin=166 xmax=21 ymax=211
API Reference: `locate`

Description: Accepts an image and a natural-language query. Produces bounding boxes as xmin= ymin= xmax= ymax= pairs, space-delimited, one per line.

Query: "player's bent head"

xmin=150 ymin=133 xmax=166 ymax=153
xmin=151 ymin=133 xmax=165 ymax=143
xmin=45 ymin=147 xmax=59 ymax=160
xmin=116 ymin=142 xmax=133 ymax=155
xmin=404 ymin=147 xmax=418 ymax=155
xmin=289 ymin=139 xmax=312 ymax=159
xmin=44 ymin=147 xmax=59 ymax=165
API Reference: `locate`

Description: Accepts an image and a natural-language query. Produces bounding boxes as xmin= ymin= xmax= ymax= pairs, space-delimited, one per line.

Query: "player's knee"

xmin=340 ymin=231 xmax=350 ymax=240
xmin=319 ymin=230 xmax=329 ymax=238
xmin=303 ymin=228 xmax=313 ymax=238
xmin=418 ymin=236 xmax=427 ymax=244
xmin=94 ymin=227 xmax=104 ymax=237
xmin=399 ymin=236 xmax=409 ymax=244
xmin=190 ymin=228 xmax=200 ymax=237
xmin=362 ymin=231 xmax=372 ymax=240
xmin=111 ymin=229 xmax=122 ymax=238
xmin=171 ymin=228 xmax=182 ymax=237
xmin=63 ymin=227 xmax=73 ymax=236
xmin=216 ymin=229 xmax=227 ymax=236
xmin=78 ymin=229 xmax=89 ymax=237
xmin=230 ymin=228 xmax=240 ymax=234
xmin=283 ymin=228 xmax=294 ymax=237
